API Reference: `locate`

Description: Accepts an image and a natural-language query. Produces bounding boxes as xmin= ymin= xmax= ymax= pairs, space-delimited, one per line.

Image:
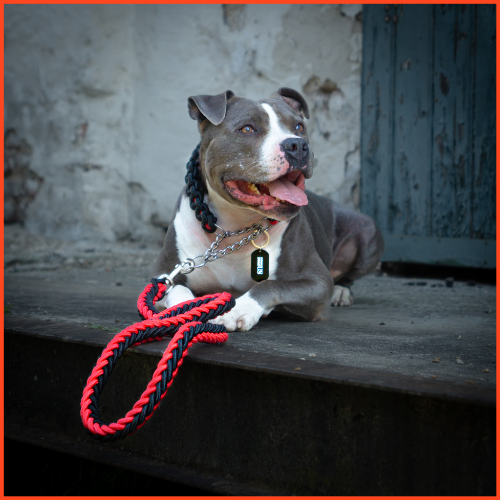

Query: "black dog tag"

xmin=251 ymin=249 xmax=269 ymax=282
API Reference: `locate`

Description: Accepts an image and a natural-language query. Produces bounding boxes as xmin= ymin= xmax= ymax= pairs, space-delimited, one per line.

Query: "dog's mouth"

xmin=224 ymin=170 xmax=307 ymax=210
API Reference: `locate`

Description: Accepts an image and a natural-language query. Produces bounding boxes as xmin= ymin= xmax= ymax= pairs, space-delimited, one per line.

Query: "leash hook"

xmin=156 ymin=258 xmax=199 ymax=295
xmin=156 ymin=264 xmax=184 ymax=291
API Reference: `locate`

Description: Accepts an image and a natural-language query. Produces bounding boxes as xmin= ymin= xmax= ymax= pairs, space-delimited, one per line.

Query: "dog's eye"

xmin=240 ymin=125 xmax=256 ymax=134
xmin=295 ymin=123 xmax=305 ymax=133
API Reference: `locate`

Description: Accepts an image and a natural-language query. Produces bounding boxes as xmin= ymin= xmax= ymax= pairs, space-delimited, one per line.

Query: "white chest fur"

xmin=173 ymin=196 xmax=287 ymax=298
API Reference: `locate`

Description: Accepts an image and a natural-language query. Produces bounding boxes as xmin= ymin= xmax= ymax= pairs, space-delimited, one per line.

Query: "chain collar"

xmin=157 ymin=218 xmax=273 ymax=290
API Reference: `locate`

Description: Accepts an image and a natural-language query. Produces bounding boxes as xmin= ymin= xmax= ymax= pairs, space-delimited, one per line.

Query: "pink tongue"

xmin=266 ymin=177 xmax=308 ymax=206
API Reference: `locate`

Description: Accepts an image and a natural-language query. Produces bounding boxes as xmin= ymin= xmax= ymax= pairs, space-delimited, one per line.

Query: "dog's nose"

xmin=281 ymin=137 xmax=309 ymax=167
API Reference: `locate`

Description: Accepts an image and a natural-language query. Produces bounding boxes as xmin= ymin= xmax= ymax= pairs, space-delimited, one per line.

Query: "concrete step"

xmin=4 ymin=268 xmax=496 ymax=495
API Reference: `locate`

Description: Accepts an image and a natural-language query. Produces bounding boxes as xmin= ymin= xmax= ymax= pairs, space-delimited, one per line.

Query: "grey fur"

xmin=155 ymin=89 xmax=384 ymax=324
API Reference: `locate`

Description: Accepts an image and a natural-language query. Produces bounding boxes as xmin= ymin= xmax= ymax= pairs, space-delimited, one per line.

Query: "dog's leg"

xmin=329 ymin=207 xmax=384 ymax=305
xmin=331 ymin=285 xmax=353 ymax=307
xmin=211 ymin=274 xmax=333 ymax=332
xmin=209 ymin=293 xmax=270 ymax=332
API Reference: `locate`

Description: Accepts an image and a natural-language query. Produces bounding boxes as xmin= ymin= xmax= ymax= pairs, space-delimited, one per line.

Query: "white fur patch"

xmin=210 ymin=292 xmax=271 ymax=331
xmin=173 ymin=195 xmax=287 ymax=298
xmin=173 ymin=196 xmax=212 ymax=270
xmin=155 ymin=284 xmax=195 ymax=310
xmin=331 ymin=285 xmax=353 ymax=307
xmin=260 ymin=103 xmax=301 ymax=177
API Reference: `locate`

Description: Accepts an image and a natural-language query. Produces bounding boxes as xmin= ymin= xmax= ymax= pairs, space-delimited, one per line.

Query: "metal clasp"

xmin=156 ymin=258 xmax=202 ymax=295
xmin=157 ymin=265 xmax=184 ymax=289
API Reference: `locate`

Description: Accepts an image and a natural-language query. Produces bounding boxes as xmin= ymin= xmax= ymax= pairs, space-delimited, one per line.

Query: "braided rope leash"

xmin=81 ymin=144 xmax=275 ymax=442
xmin=185 ymin=143 xmax=218 ymax=233
xmin=80 ymin=278 xmax=235 ymax=442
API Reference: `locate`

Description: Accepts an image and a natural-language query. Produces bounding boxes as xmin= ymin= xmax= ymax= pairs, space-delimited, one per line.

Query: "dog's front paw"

xmin=210 ymin=309 xmax=260 ymax=332
xmin=331 ymin=285 xmax=353 ymax=307
xmin=210 ymin=294 xmax=268 ymax=332
xmin=156 ymin=285 xmax=195 ymax=311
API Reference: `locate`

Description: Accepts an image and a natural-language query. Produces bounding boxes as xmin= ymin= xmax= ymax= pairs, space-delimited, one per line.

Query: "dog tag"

xmin=251 ymin=249 xmax=269 ymax=282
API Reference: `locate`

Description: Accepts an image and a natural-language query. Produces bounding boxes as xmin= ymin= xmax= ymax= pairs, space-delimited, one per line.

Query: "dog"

xmin=153 ymin=88 xmax=384 ymax=331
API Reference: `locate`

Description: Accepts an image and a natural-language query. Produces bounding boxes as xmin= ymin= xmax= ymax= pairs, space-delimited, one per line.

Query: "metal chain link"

xmin=157 ymin=218 xmax=271 ymax=291
xmin=202 ymin=218 xmax=269 ymax=263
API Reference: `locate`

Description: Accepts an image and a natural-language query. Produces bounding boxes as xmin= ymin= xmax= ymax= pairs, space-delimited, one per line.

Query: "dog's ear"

xmin=271 ymin=87 xmax=310 ymax=119
xmin=188 ymin=90 xmax=235 ymax=125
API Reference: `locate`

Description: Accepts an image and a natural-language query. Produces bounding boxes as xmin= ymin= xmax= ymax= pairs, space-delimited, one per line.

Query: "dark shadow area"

xmin=4 ymin=439 xmax=209 ymax=496
xmin=382 ymin=262 xmax=496 ymax=285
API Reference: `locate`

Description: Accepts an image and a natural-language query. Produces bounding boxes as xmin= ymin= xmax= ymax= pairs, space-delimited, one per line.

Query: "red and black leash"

xmin=80 ymin=278 xmax=234 ymax=442
xmin=81 ymin=145 xmax=264 ymax=441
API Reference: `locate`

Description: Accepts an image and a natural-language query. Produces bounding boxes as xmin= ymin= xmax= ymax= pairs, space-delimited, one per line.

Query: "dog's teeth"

xmin=247 ymin=182 xmax=261 ymax=195
xmin=275 ymin=198 xmax=282 ymax=202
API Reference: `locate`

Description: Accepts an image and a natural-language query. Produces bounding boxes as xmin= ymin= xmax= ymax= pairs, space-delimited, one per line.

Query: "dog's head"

xmin=188 ymin=88 xmax=314 ymax=221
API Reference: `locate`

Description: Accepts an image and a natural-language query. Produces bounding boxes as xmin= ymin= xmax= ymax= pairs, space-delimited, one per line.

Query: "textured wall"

xmin=4 ymin=4 xmax=363 ymax=242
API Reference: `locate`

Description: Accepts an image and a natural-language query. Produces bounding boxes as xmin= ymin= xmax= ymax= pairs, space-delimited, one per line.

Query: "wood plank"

xmin=391 ymin=5 xmax=433 ymax=236
xmin=431 ymin=5 xmax=475 ymax=238
xmin=472 ymin=5 xmax=496 ymax=239
xmin=381 ymin=233 xmax=495 ymax=268
xmin=360 ymin=5 xmax=395 ymax=233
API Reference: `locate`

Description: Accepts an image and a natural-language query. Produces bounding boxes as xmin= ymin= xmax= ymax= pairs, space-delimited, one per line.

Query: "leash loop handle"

xmin=80 ymin=278 xmax=235 ymax=442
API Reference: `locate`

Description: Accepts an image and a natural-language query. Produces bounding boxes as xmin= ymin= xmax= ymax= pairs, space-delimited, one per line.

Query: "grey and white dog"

xmin=154 ymin=88 xmax=384 ymax=331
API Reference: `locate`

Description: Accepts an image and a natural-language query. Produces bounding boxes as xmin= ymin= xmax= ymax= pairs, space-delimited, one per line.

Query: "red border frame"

xmin=1 ymin=2 xmax=497 ymax=499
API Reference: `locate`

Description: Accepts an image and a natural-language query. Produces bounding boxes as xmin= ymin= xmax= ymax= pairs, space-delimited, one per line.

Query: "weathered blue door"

xmin=361 ymin=5 xmax=496 ymax=268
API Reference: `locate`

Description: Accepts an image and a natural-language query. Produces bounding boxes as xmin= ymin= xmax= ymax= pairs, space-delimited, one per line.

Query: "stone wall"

xmin=4 ymin=4 xmax=363 ymax=243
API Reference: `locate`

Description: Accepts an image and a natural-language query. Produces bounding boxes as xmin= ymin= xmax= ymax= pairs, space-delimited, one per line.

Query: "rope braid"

xmin=80 ymin=278 xmax=234 ymax=442
xmin=185 ymin=143 xmax=218 ymax=233
xmin=81 ymin=145 xmax=277 ymax=441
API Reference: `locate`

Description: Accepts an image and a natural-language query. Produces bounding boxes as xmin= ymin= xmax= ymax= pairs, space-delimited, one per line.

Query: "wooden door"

xmin=361 ymin=5 xmax=495 ymax=268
